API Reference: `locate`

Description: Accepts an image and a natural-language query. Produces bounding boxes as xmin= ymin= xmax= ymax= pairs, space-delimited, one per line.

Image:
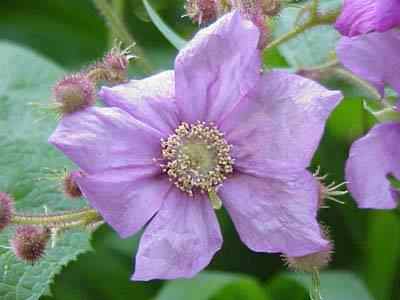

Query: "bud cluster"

xmin=52 ymin=42 xmax=134 ymax=116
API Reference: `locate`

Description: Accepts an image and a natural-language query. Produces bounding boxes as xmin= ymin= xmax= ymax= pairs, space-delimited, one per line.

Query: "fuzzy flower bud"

xmin=0 ymin=192 xmax=14 ymax=232
xmin=53 ymin=73 xmax=96 ymax=115
xmin=102 ymin=45 xmax=134 ymax=82
xmin=11 ymin=226 xmax=50 ymax=264
xmin=87 ymin=44 xmax=134 ymax=84
xmin=185 ymin=0 xmax=219 ymax=24
xmin=63 ymin=171 xmax=82 ymax=199
xmin=282 ymin=226 xmax=333 ymax=272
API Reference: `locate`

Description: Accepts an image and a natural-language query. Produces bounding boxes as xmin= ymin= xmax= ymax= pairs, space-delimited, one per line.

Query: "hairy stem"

xmin=303 ymin=58 xmax=339 ymax=72
xmin=332 ymin=68 xmax=382 ymax=100
xmin=309 ymin=269 xmax=323 ymax=300
xmin=11 ymin=208 xmax=102 ymax=229
xmin=265 ymin=21 xmax=311 ymax=50
xmin=92 ymin=0 xmax=153 ymax=73
xmin=264 ymin=6 xmax=340 ymax=51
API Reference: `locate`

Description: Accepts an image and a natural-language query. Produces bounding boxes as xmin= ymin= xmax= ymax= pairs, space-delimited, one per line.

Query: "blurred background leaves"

xmin=0 ymin=0 xmax=399 ymax=299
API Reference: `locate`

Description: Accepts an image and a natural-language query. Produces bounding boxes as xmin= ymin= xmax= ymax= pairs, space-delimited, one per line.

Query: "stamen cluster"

xmin=161 ymin=122 xmax=234 ymax=195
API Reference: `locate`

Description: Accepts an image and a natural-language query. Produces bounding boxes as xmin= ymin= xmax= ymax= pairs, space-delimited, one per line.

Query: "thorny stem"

xmin=92 ymin=0 xmax=153 ymax=73
xmin=264 ymin=5 xmax=340 ymax=51
xmin=11 ymin=208 xmax=102 ymax=230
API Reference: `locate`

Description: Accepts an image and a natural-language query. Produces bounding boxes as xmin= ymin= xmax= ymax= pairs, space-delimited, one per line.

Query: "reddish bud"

xmin=261 ymin=0 xmax=281 ymax=17
xmin=232 ymin=0 xmax=272 ymax=48
xmin=11 ymin=226 xmax=50 ymax=264
xmin=185 ymin=0 xmax=219 ymax=24
xmin=103 ymin=48 xmax=131 ymax=72
xmin=282 ymin=226 xmax=333 ymax=272
xmin=53 ymin=73 xmax=96 ymax=114
xmin=63 ymin=171 xmax=82 ymax=199
xmin=87 ymin=44 xmax=134 ymax=84
xmin=0 ymin=192 xmax=14 ymax=232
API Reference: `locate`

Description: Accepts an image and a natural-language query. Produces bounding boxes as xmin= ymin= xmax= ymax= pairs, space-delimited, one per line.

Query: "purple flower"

xmin=346 ymin=122 xmax=400 ymax=209
xmin=336 ymin=29 xmax=400 ymax=96
xmin=49 ymin=12 xmax=342 ymax=280
xmin=336 ymin=22 xmax=400 ymax=209
xmin=335 ymin=0 xmax=400 ymax=37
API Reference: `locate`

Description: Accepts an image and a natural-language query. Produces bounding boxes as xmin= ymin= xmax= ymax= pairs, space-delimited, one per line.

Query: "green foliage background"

xmin=0 ymin=0 xmax=399 ymax=299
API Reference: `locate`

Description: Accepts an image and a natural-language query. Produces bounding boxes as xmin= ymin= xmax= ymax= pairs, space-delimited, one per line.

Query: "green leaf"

xmin=155 ymin=271 xmax=269 ymax=300
xmin=143 ymin=0 xmax=187 ymax=50
xmin=266 ymin=271 xmax=375 ymax=300
xmin=274 ymin=1 xmax=340 ymax=68
xmin=0 ymin=41 xmax=92 ymax=300
xmin=365 ymin=211 xmax=400 ymax=300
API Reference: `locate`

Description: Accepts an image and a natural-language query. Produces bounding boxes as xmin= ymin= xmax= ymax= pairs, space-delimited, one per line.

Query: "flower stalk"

xmin=310 ymin=268 xmax=323 ymax=300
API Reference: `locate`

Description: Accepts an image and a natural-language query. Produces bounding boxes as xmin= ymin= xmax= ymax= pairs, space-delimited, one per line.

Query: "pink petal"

xmin=376 ymin=0 xmax=400 ymax=32
xmin=337 ymin=29 xmax=400 ymax=96
xmin=49 ymin=107 xmax=163 ymax=173
xmin=99 ymin=71 xmax=179 ymax=135
xmin=335 ymin=0 xmax=378 ymax=37
xmin=335 ymin=0 xmax=400 ymax=36
xmin=220 ymin=71 xmax=342 ymax=173
xmin=175 ymin=11 xmax=261 ymax=124
xmin=346 ymin=122 xmax=400 ymax=209
xmin=132 ymin=189 xmax=222 ymax=281
xmin=74 ymin=167 xmax=170 ymax=238
xmin=220 ymin=170 xmax=329 ymax=256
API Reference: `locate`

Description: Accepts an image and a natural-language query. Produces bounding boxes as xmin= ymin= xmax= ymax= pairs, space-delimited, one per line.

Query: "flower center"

xmin=161 ymin=122 xmax=234 ymax=196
